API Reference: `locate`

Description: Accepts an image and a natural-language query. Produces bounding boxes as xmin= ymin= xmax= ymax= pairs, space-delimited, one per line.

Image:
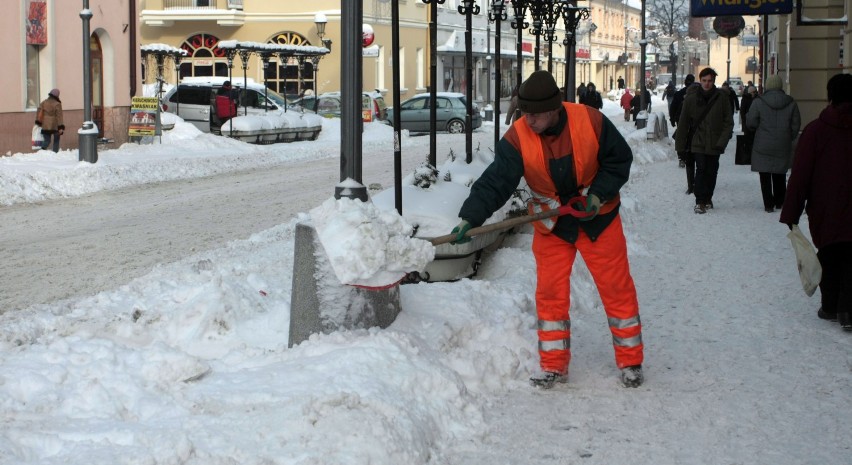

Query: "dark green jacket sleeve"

xmin=458 ymin=137 xmax=525 ymax=227
xmin=587 ymin=115 xmax=632 ymax=202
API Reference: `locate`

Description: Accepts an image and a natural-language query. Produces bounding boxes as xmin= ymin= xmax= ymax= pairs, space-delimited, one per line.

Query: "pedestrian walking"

xmin=620 ymin=88 xmax=633 ymax=122
xmin=617 ymin=76 xmax=625 ymax=90
xmin=670 ymin=74 xmax=696 ymax=175
xmin=580 ymin=82 xmax=603 ymax=110
xmin=779 ymin=73 xmax=852 ymax=330
xmin=721 ymin=81 xmax=740 ymax=113
xmin=35 ymin=88 xmax=64 ymax=152
xmin=745 ymin=75 xmax=801 ymax=213
xmin=674 ymin=67 xmax=734 ymax=214
xmin=576 ymin=82 xmax=587 ymax=102
xmin=448 ymin=70 xmax=644 ymax=389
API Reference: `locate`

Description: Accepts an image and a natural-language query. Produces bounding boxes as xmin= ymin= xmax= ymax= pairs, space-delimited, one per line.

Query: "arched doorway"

xmin=90 ymin=34 xmax=104 ymax=137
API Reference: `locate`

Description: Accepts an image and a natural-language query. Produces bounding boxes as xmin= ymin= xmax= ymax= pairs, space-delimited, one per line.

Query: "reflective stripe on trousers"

xmin=537 ymin=319 xmax=570 ymax=354
xmin=531 ymin=214 xmax=644 ymax=373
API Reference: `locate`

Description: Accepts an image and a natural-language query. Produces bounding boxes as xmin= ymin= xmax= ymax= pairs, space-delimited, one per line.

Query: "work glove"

xmin=35 ymin=120 xmax=42 ymax=126
xmin=450 ymin=220 xmax=473 ymax=244
xmin=579 ymin=194 xmax=601 ymax=222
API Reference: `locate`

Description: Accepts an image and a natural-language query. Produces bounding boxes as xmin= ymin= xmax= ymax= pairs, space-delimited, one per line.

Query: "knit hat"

xmin=765 ymin=75 xmax=783 ymax=91
xmin=517 ymin=70 xmax=562 ymax=114
xmin=49 ymin=88 xmax=60 ymax=97
xmin=684 ymin=74 xmax=695 ymax=86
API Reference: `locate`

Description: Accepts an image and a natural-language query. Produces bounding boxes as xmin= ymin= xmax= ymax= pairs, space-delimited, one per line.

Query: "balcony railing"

xmin=163 ymin=0 xmax=243 ymax=10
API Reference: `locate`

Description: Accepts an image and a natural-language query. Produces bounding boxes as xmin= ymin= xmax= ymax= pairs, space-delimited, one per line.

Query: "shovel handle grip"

xmin=428 ymin=196 xmax=592 ymax=246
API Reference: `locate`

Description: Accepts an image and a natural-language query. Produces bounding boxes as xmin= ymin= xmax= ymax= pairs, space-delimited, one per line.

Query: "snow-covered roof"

xmin=141 ymin=43 xmax=188 ymax=56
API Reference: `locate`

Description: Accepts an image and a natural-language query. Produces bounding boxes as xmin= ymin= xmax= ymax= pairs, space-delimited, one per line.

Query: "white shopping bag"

xmin=31 ymin=125 xmax=43 ymax=151
xmin=787 ymin=225 xmax=822 ymax=297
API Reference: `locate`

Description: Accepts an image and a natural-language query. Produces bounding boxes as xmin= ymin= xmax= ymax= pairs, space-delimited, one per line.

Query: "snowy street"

xmin=0 ymin=96 xmax=849 ymax=464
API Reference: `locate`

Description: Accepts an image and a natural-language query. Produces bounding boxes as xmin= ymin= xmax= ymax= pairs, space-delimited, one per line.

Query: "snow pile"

xmin=310 ymin=194 xmax=435 ymax=287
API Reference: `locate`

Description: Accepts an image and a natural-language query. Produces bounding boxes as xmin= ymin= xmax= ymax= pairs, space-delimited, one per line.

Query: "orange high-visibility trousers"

xmin=531 ymin=214 xmax=644 ymax=374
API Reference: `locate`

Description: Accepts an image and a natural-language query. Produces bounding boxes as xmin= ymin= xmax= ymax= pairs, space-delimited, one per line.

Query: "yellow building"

xmin=140 ymin=0 xmax=430 ymax=106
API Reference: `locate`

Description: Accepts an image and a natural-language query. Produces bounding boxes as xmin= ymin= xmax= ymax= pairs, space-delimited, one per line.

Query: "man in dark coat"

xmin=669 ymin=74 xmax=695 ymax=173
xmin=630 ymin=87 xmax=651 ymax=122
xmin=580 ymin=82 xmax=603 ymax=109
xmin=576 ymin=82 xmax=587 ymax=102
xmin=674 ymin=68 xmax=734 ymax=213
xmin=780 ymin=73 xmax=852 ymax=330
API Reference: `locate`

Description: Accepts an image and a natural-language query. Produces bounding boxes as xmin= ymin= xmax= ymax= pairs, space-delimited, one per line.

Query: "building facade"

xmin=139 ymin=0 xmax=430 ymax=106
xmin=2 ymin=0 xmax=139 ymax=155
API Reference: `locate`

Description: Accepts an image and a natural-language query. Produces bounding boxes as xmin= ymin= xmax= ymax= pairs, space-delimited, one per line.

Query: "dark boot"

xmin=838 ymin=313 xmax=851 ymax=332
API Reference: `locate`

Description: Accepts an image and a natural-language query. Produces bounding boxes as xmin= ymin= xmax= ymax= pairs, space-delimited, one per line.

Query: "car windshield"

xmin=264 ymin=88 xmax=289 ymax=108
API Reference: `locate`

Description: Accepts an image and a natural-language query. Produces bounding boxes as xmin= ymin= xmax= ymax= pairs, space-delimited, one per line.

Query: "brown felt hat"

xmin=517 ymin=70 xmax=562 ymax=114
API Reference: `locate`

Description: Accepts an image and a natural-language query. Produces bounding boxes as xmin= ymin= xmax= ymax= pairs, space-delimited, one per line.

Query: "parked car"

xmin=727 ymin=77 xmax=744 ymax=96
xmin=163 ymin=77 xmax=289 ymax=132
xmin=385 ymin=92 xmax=482 ymax=133
xmin=161 ymin=77 xmax=322 ymax=142
xmin=292 ymin=91 xmax=387 ymax=122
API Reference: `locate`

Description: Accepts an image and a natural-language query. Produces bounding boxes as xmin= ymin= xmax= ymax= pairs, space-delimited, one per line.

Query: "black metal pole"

xmin=512 ymin=1 xmax=528 ymax=123
xmin=459 ymin=1 xmax=479 ymax=164
xmin=337 ymin=0 xmax=367 ymax=201
xmin=494 ymin=11 xmax=502 ymax=149
xmin=638 ymin=0 xmax=647 ymax=128
xmin=424 ymin=1 xmax=443 ymax=168
xmin=392 ymin=0 xmax=403 ymax=214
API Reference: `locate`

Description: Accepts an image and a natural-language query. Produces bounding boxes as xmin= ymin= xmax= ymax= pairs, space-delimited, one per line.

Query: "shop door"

xmin=90 ymin=35 xmax=104 ymax=137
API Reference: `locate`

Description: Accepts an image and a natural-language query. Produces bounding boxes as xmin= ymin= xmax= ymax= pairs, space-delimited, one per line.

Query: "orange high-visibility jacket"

xmin=459 ymin=102 xmax=632 ymax=244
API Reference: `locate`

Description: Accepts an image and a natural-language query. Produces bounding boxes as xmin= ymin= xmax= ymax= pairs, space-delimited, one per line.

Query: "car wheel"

xmin=447 ymin=119 xmax=465 ymax=134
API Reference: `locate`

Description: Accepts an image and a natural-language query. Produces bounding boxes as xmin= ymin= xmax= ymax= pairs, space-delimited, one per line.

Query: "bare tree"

xmin=647 ymin=0 xmax=691 ymax=35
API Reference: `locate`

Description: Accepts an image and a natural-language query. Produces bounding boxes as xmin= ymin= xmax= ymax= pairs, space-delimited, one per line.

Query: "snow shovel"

xmin=427 ymin=196 xmax=594 ymax=247
xmin=315 ymin=195 xmax=595 ymax=291
xmin=353 ymin=196 xmax=596 ymax=290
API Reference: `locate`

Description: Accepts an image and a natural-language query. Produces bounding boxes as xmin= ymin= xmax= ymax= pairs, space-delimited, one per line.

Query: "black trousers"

xmin=681 ymin=151 xmax=696 ymax=193
xmin=759 ymin=172 xmax=786 ymax=209
xmin=817 ymin=241 xmax=852 ymax=316
xmin=693 ymin=153 xmax=720 ymax=205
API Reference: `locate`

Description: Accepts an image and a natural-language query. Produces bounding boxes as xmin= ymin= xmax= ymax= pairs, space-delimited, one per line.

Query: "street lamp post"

xmin=637 ymin=0 xmax=648 ymax=129
xmin=458 ymin=0 xmax=480 ymax=164
xmin=561 ymin=1 xmax=590 ymax=104
xmin=510 ymin=0 xmax=529 ymax=121
xmin=529 ymin=0 xmax=544 ymax=71
xmin=79 ymin=0 xmax=97 ymax=163
xmin=421 ymin=0 xmax=446 ymax=167
xmin=488 ymin=0 xmax=507 ymax=149
xmin=588 ymin=21 xmax=598 ymax=85
xmin=542 ymin=0 xmax=561 ymax=74
xmin=313 ymin=13 xmax=333 ymax=106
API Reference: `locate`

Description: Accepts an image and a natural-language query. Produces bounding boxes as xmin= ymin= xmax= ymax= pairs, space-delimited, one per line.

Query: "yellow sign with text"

xmin=129 ymin=97 xmax=160 ymax=136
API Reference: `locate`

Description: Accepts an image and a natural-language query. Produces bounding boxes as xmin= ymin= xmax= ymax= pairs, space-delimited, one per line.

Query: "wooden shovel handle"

xmin=428 ymin=197 xmax=591 ymax=246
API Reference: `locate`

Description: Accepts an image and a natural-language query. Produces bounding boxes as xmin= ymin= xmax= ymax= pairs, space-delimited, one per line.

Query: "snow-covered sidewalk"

xmin=0 ymin=99 xmax=849 ymax=464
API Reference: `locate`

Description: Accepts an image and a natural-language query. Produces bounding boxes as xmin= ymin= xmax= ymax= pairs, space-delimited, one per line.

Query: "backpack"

xmin=216 ymin=94 xmax=237 ymax=119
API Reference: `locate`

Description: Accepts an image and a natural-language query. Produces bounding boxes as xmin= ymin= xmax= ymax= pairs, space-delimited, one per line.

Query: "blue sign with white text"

xmin=690 ymin=0 xmax=793 ymax=17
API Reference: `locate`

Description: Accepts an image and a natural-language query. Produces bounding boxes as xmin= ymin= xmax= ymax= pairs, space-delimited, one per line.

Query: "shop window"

xmin=25 ymin=45 xmax=40 ymax=109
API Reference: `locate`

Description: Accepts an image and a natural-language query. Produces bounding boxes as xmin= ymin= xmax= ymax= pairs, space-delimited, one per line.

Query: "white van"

xmin=162 ymin=77 xmax=321 ymax=141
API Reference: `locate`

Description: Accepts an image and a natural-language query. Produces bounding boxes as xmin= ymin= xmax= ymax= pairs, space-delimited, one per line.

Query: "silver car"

xmin=386 ymin=92 xmax=482 ymax=133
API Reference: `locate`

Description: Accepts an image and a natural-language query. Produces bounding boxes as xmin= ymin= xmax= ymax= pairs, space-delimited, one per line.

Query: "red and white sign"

xmin=362 ymin=24 xmax=375 ymax=48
